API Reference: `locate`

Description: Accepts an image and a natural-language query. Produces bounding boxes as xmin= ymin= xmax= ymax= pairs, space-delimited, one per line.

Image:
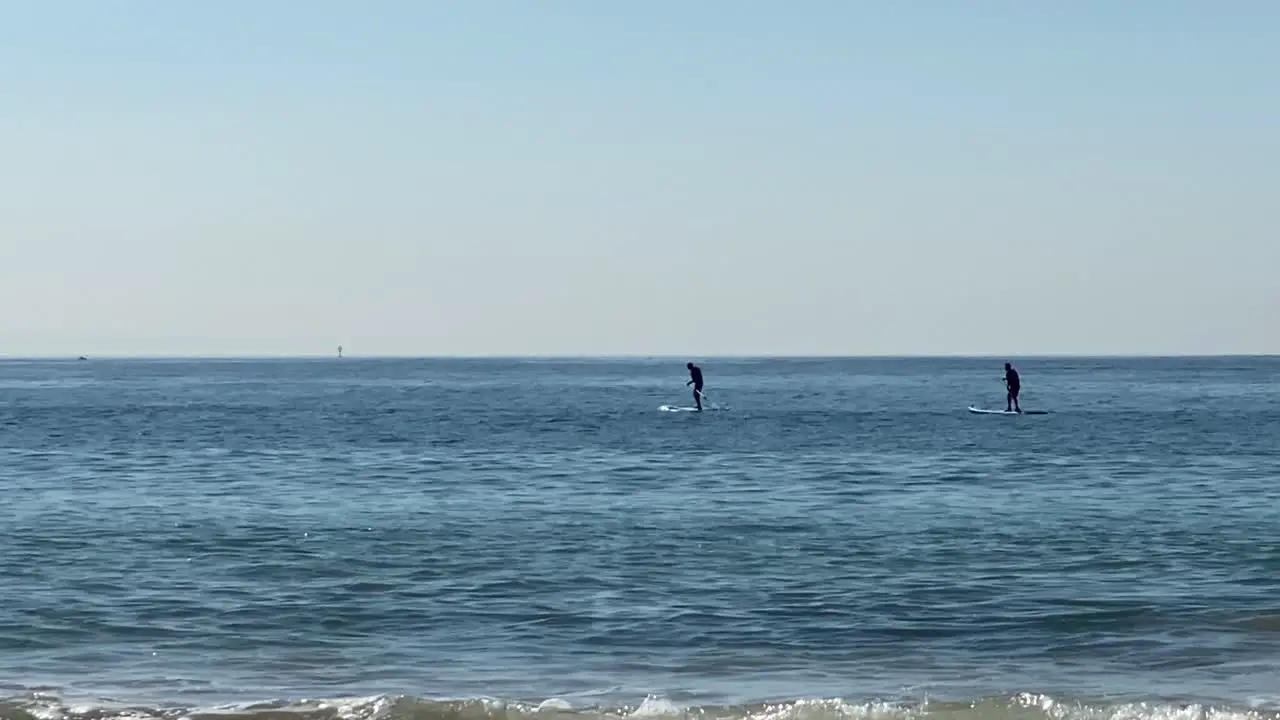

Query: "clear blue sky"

xmin=1 ymin=1 xmax=1276 ymax=357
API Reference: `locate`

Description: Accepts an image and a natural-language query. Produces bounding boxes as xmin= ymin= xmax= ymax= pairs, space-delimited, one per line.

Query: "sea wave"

xmin=5 ymin=695 xmax=1280 ymax=720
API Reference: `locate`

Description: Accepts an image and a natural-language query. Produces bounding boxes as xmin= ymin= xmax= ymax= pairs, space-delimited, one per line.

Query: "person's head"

xmin=687 ymin=362 xmax=694 ymax=370
xmin=1005 ymin=363 xmax=1012 ymax=370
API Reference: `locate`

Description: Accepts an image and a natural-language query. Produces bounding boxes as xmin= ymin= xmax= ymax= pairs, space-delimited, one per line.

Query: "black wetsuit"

xmin=1005 ymin=367 xmax=1021 ymax=412
xmin=688 ymin=365 xmax=704 ymax=410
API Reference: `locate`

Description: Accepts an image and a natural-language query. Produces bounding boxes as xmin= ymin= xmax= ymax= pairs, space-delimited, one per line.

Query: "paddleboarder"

xmin=1005 ymin=362 xmax=1022 ymax=413
xmin=686 ymin=362 xmax=705 ymax=411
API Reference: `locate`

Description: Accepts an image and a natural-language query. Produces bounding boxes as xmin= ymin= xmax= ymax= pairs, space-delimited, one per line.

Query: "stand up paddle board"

xmin=968 ymin=406 xmax=1048 ymax=415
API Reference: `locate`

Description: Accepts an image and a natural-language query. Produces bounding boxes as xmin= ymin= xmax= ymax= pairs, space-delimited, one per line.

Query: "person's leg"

xmin=694 ymin=387 xmax=703 ymax=411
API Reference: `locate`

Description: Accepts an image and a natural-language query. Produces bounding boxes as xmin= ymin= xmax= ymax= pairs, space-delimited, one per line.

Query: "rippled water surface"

xmin=3 ymin=357 xmax=1280 ymax=720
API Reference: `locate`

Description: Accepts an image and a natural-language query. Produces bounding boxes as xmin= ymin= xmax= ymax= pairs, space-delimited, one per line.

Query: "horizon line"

xmin=1 ymin=352 xmax=1277 ymax=361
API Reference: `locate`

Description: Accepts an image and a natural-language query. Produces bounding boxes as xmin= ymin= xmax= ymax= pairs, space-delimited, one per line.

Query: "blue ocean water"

xmin=3 ymin=357 xmax=1280 ymax=720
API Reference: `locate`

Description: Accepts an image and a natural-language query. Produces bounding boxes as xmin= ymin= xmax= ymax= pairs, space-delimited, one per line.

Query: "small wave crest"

xmin=4 ymin=694 xmax=1280 ymax=720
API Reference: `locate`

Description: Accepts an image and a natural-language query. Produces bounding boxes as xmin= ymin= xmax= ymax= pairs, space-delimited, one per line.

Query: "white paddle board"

xmin=659 ymin=405 xmax=700 ymax=412
xmin=968 ymin=406 xmax=1048 ymax=415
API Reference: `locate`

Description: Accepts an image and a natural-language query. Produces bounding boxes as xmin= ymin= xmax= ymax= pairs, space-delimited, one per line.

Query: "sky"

xmin=1 ymin=1 xmax=1276 ymax=357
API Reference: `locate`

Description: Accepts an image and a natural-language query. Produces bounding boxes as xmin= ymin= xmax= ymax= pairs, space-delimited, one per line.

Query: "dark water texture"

xmin=2 ymin=357 xmax=1280 ymax=720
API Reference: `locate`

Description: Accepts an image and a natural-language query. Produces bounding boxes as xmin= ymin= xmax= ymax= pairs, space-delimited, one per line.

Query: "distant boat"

xmin=77 ymin=356 xmax=88 ymax=361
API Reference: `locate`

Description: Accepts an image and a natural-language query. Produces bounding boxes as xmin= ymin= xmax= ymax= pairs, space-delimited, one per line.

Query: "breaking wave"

xmin=5 ymin=695 xmax=1280 ymax=720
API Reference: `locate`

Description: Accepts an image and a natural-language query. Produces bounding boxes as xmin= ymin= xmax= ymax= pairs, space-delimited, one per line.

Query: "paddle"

xmin=695 ymin=389 xmax=725 ymax=410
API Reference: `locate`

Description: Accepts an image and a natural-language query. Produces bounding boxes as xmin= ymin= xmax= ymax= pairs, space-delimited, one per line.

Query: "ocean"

xmin=3 ymin=357 xmax=1280 ymax=720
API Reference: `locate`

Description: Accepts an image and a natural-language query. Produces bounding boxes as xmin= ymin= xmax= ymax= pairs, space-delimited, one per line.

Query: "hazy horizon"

xmin=2 ymin=352 xmax=1276 ymax=361
xmin=3 ymin=2 xmax=1276 ymax=357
